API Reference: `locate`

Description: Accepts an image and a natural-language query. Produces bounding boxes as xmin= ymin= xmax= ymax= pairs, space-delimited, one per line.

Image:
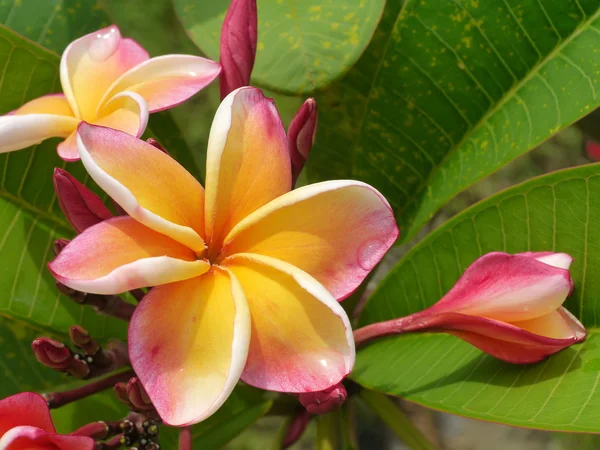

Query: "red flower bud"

xmin=283 ymin=410 xmax=311 ymax=448
xmin=288 ymin=98 xmax=317 ymax=185
xmin=146 ymin=138 xmax=169 ymax=155
xmin=31 ymin=338 xmax=72 ymax=370
xmin=219 ymin=0 xmax=257 ymax=99
xmin=299 ymin=383 xmax=347 ymax=414
xmin=126 ymin=377 xmax=153 ymax=411
xmin=53 ymin=168 xmax=112 ymax=233
xmin=53 ymin=238 xmax=70 ymax=256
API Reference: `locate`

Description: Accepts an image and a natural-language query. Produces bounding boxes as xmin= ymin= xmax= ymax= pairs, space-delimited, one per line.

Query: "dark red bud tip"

xmin=219 ymin=0 xmax=257 ymax=99
xmin=53 ymin=238 xmax=70 ymax=256
xmin=299 ymin=383 xmax=347 ymax=414
xmin=53 ymin=167 xmax=112 ymax=233
xmin=32 ymin=338 xmax=72 ymax=369
xmin=146 ymin=138 xmax=169 ymax=155
xmin=283 ymin=410 xmax=311 ymax=448
xmin=127 ymin=377 xmax=153 ymax=411
xmin=114 ymin=381 xmax=133 ymax=408
xmin=288 ymin=98 xmax=318 ymax=185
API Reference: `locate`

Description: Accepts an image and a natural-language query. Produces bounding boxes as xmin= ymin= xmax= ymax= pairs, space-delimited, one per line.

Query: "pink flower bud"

xmin=298 ymin=383 xmax=347 ymax=414
xmin=126 ymin=377 xmax=153 ymax=411
xmin=219 ymin=0 xmax=257 ymax=99
xmin=283 ymin=410 xmax=311 ymax=448
xmin=53 ymin=239 xmax=70 ymax=256
xmin=288 ymin=98 xmax=318 ymax=186
xmin=53 ymin=168 xmax=112 ymax=233
xmin=31 ymin=338 xmax=72 ymax=370
xmin=0 ymin=393 xmax=94 ymax=449
xmin=355 ymin=252 xmax=585 ymax=364
xmin=585 ymin=138 xmax=600 ymax=162
xmin=146 ymin=138 xmax=169 ymax=155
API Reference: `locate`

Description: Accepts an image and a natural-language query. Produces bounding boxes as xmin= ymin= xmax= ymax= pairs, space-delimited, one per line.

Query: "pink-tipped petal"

xmin=424 ymin=312 xmax=584 ymax=364
xmin=49 ymin=217 xmax=209 ymax=295
xmin=94 ymin=91 xmax=149 ymax=138
xmin=204 ymin=87 xmax=291 ymax=253
xmin=516 ymin=251 xmax=573 ymax=270
xmin=222 ymin=180 xmax=399 ymax=300
xmin=53 ymin=168 xmax=113 ymax=233
xmin=512 ymin=307 xmax=586 ymax=340
xmin=76 ymin=123 xmax=206 ymax=252
xmin=129 ymin=270 xmax=250 ymax=426
xmin=0 ymin=426 xmax=94 ymax=450
xmin=430 ymin=253 xmax=573 ymax=322
xmin=100 ymin=55 xmax=221 ymax=113
xmin=219 ymin=0 xmax=257 ymax=98
xmin=0 ymin=393 xmax=54 ymax=435
xmin=60 ymin=26 xmax=149 ymax=120
xmin=224 ymin=253 xmax=355 ymax=393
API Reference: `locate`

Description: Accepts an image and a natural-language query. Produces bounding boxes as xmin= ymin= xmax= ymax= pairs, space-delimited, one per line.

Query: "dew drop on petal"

xmin=89 ymin=27 xmax=121 ymax=61
xmin=357 ymin=239 xmax=385 ymax=270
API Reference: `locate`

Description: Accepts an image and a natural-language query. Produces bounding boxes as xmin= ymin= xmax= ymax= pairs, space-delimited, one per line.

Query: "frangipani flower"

xmin=0 ymin=26 xmax=220 ymax=161
xmin=49 ymin=87 xmax=399 ymax=426
xmin=0 ymin=392 xmax=94 ymax=450
xmin=355 ymin=252 xmax=585 ymax=364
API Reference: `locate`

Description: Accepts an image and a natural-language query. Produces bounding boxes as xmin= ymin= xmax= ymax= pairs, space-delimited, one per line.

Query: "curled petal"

xmin=77 ymin=123 xmax=206 ymax=252
xmin=0 ymin=393 xmax=54 ymax=435
xmin=222 ymin=180 xmax=398 ymax=300
xmin=53 ymin=168 xmax=113 ymax=232
xmin=225 ymin=253 xmax=355 ymax=392
xmin=219 ymin=0 xmax=257 ymax=98
xmin=516 ymin=251 xmax=573 ymax=270
xmin=100 ymin=55 xmax=221 ymax=113
xmin=204 ymin=87 xmax=290 ymax=252
xmin=60 ymin=25 xmax=149 ymax=119
xmin=95 ymin=91 xmax=149 ymax=137
xmin=0 ymin=113 xmax=78 ymax=153
xmin=129 ymin=270 xmax=250 ymax=426
xmin=423 ymin=311 xmax=585 ymax=364
xmin=430 ymin=252 xmax=573 ymax=322
xmin=49 ymin=217 xmax=209 ymax=295
xmin=512 ymin=307 xmax=586 ymax=340
xmin=0 ymin=426 xmax=93 ymax=450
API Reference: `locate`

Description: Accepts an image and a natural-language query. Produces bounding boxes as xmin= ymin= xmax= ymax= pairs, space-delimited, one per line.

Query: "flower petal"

xmin=430 ymin=252 xmax=572 ymax=322
xmin=0 ymin=114 xmax=78 ymax=153
xmin=204 ymin=87 xmax=290 ymax=253
xmin=11 ymin=94 xmax=74 ymax=117
xmin=0 ymin=393 xmax=54 ymax=435
xmin=0 ymin=426 xmax=94 ymax=450
xmin=517 ymin=251 xmax=573 ymax=270
xmin=77 ymin=123 xmax=206 ymax=252
xmin=222 ymin=180 xmax=398 ymax=300
xmin=129 ymin=269 xmax=250 ymax=426
xmin=425 ymin=312 xmax=584 ymax=364
xmin=49 ymin=217 xmax=209 ymax=295
xmin=512 ymin=307 xmax=586 ymax=340
xmin=100 ymin=55 xmax=221 ymax=113
xmin=56 ymin=132 xmax=79 ymax=162
xmin=60 ymin=26 xmax=149 ymax=120
xmin=224 ymin=253 xmax=355 ymax=392
xmin=94 ymin=91 xmax=148 ymax=138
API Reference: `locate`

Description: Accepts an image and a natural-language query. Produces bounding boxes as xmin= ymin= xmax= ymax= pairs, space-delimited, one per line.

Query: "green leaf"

xmin=159 ymin=385 xmax=273 ymax=449
xmin=172 ymin=0 xmax=386 ymax=95
xmin=353 ymin=162 xmax=600 ymax=432
xmin=0 ymin=0 xmax=110 ymax=53
xmin=0 ymin=25 xmax=126 ymax=338
xmin=307 ymin=0 xmax=600 ymax=243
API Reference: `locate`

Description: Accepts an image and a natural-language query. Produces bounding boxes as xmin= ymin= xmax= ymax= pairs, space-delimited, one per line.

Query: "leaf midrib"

xmin=0 ymin=188 xmax=71 ymax=233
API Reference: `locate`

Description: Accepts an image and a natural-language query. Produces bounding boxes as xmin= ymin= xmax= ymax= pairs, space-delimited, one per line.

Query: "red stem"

xmin=45 ymin=370 xmax=135 ymax=409
xmin=180 ymin=426 xmax=193 ymax=450
xmin=353 ymin=313 xmax=430 ymax=347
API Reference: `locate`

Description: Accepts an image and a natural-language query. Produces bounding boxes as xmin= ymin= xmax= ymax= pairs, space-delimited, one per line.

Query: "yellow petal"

xmin=129 ymin=269 xmax=250 ymax=426
xmin=225 ymin=253 xmax=354 ymax=392
xmin=12 ymin=94 xmax=75 ymax=117
xmin=222 ymin=180 xmax=398 ymax=300
xmin=204 ymin=87 xmax=290 ymax=256
xmin=77 ymin=123 xmax=206 ymax=252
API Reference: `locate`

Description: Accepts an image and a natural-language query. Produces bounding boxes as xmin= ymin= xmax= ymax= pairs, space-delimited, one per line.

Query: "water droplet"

xmin=88 ymin=27 xmax=120 ymax=61
xmin=357 ymin=239 xmax=384 ymax=270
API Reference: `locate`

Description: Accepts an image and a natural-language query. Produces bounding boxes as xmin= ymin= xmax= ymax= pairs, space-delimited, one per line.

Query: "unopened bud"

xmin=127 ymin=377 xmax=153 ymax=411
xmin=70 ymin=326 xmax=100 ymax=356
xmin=32 ymin=338 xmax=71 ymax=369
xmin=299 ymin=383 xmax=347 ymax=414
xmin=53 ymin=168 xmax=112 ymax=233
xmin=219 ymin=0 xmax=257 ymax=98
xmin=288 ymin=98 xmax=317 ymax=186
xmin=283 ymin=410 xmax=311 ymax=448
xmin=146 ymin=138 xmax=169 ymax=155
xmin=53 ymin=239 xmax=70 ymax=256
